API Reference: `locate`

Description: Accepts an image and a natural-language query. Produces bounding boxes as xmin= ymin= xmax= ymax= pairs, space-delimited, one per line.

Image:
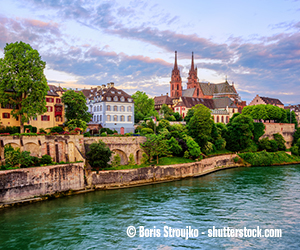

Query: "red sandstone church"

xmin=154 ymin=51 xmax=246 ymax=123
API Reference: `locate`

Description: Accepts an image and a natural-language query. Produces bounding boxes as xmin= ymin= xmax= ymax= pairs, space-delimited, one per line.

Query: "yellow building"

xmin=0 ymin=85 xmax=65 ymax=131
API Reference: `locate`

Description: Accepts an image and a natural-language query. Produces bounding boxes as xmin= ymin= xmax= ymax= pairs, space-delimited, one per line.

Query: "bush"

xmin=290 ymin=145 xmax=299 ymax=156
xmin=273 ymin=133 xmax=286 ymax=151
xmin=4 ymin=145 xmax=20 ymax=167
xmin=128 ymin=153 xmax=135 ymax=165
xmin=50 ymin=126 xmax=64 ymax=133
xmin=140 ymin=128 xmax=154 ymax=135
xmin=0 ymin=126 xmax=20 ymax=134
xmin=111 ymin=154 xmax=121 ymax=168
xmin=19 ymin=151 xmax=34 ymax=168
xmin=40 ymin=155 xmax=53 ymax=165
xmin=167 ymin=137 xmax=182 ymax=156
xmin=186 ymin=137 xmax=201 ymax=159
xmin=86 ymin=140 xmax=112 ymax=169
xmin=184 ymin=151 xmax=190 ymax=159
xmin=83 ymin=132 xmax=91 ymax=137
xmin=100 ymin=128 xmax=114 ymax=135
xmin=100 ymin=132 xmax=107 ymax=136
xmin=39 ymin=128 xmax=47 ymax=134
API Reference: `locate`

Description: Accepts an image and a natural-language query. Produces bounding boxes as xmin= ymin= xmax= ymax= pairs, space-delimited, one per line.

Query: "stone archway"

xmin=24 ymin=142 xmax=40 ymax=157
xmin=112 ymin=149 xmax=128 ymax=165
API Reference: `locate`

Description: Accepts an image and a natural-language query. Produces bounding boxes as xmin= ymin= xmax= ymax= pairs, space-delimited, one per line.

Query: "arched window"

xmin=100 ymin=115 xmax=102 ymax=121
xmin=226 ymin=116 xmax=229 ymax=123
xmin=114 ymin=105 xmax=118 ymax=111
xmin=128 ymin=106 xmax=132 ymax=112
xmin=197 ymin=88 xmax=199 ymax=96
xmin=172 ymin=85 xmax=174 ymax=90
xmin=217 ymin=116 xmax=219 ymax=123
xmin=221 ymin=116 xmax=224 ymax=123
xmin=128 ymin=115 xmax=132 ymax=122
xmin=121 ymin=106 xmax=125 ymax=112
xmin=177 ymin=84 xmax=179 ymax=90
xmin=114 ymin=96 xmax=118 ymax=101
xmin=97 ymin=106 xmax=99 ymax=112
xmin=107 ymin=115 xmax=111 ymax=121
xmin=94 ymin=106 xmax=96 ymax=112
xmin=100 ymin=106 xmax=102 ymax=111
xmin=114 ymin=115 xmax=118 ymax=121
xmin=93 ymin=115 xmax=96 ymax=122
xmin=97 ymin=115 xmax=99 ymax=121
xmin=107 ymin=105 xmax=111 ymax=111
xmin=120 ymin=115 xmax=125 ymax=121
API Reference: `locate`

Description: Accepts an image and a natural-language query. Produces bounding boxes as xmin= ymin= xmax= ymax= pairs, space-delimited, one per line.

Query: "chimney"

xmin=102 ymin=84 xmax=106 ymax=89
xmin=97 ymin=86 xmax=101 ymax=91
xmin=110 ymin=82 xmax=114 ymax=87
xmin=107 ymin=83 xmax=111 ymax=88
xmin=166 ymin=93 xmax=168 ymax=96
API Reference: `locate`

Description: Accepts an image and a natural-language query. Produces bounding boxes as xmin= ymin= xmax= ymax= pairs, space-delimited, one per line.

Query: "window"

xmin=118 ymin=91 xmax=121 ymax=94
xmin=94 ymin=106 xmax=96 ymax=112
xmin=128 ymin=115 xmax=132 ymax=122
xmin=97 ymin=115 xmax=99 ymax=121
xmin=111 ymin=91 xmax=115 ymax=94
xmin=120 ymin=115 xmax=125 ymax=121
xmin=197 ymin=88 xmax=199 ymax=96
xmin=2 ymin=113 xmax=10 ymax=118
xmin=128 ymin=98 xmax=132 ymax=102
xmin=221 ymin=116 xmax=224 ymax=123
xmin=100 ymin=115 xmax=102 ymax=121
xmin=107 ymin=115 xmax=111 ymax=121
xmin=114 ymin=115 xmax=118 ymax=121
xmin=56 ymin=98 xmax=61 ymax=103
xmin=127 ymin=106 xmax=132 ymax=112
xmin=46 ymin=98 xmax=54 ymax=103
xmin=121 ymin=96 xmax=125 ymax=102
xmin=217 ymin=116 xmax=219 ymax=123
xmin=47 ymin=106 xmax=53 ymax=112
xmin=114 ymin=105 xmax=118 ymax=111
xmin=107 ymin=105 xmax=111 ymax=111
xmin=33 ymin=117 xmax=37 ymax=121
xmin=100 ymin=106 xmax=102 ymax=111
xmin=121 ymin=106 xmax=125 ymax=112
xmin=42 ymin=115 xmax=50 ymax=121
xmin=97 ymin=106 xmax=99 ymax=112
xmin=107 ymin=97 xmax=111 ymax=101
xmin=114 ymin=96 xmax=118 ymax=101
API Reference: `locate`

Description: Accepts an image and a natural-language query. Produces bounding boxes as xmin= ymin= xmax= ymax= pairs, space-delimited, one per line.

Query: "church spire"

xmin=191 ymin=52 xmax=194 ymax=70
xmin=174 ymin=51 xmax=178 ymax=70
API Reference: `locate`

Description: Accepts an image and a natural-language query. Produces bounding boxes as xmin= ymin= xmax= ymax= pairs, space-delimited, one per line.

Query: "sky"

xmin=1 ymin=0 xmax=300 ymax=104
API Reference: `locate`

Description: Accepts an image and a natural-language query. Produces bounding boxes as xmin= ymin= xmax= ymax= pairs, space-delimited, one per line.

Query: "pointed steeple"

xmin=174 ymin=51 xmax=178 ymax=70
xmin=191 ymin=52 xmax=194 ymax=70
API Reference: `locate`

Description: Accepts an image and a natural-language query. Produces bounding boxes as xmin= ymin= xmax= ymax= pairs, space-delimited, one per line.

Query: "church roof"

xmin=260 ymin=96 xmax=283 ymax=106
xmin=174 ymin=97 xmax=214 ymax=109
xmin=182 ymin=88 xmax=195 ymax=97
xmin=199 ymin=81 xmax=237 ymax=96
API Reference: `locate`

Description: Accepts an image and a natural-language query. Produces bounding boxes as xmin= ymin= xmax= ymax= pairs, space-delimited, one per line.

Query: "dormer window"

xmin=128 ymin=98 xmax=132 ymax=102
xmin=118 ymin=91 xmax=121 ymax=94
xmin=107 ymin=97 xmax=111 ymax=101
xmin=111 ymin=91 xmax=115 ymax=94
xmin=114 ymin=96 xmax=118 ymax=101
xmin=120 ymin=96 xmax=125 ymax=102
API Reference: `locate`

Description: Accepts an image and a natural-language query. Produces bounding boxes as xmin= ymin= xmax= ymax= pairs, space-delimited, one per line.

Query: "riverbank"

xmin=0 ymin=154 xmax=243 ymax=209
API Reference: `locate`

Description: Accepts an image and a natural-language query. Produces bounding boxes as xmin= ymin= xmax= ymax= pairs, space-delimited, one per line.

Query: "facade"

xmin=249 ymin=95 xmax=284 ymax=108
xmin=82 ymin=82 xmax=134 ymax=134
xmin=0 ymin=85 xmax=65 ymax=130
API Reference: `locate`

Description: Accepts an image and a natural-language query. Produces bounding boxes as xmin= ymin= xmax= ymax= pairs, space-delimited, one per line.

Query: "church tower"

xmin=170 ymin=51 xmax=182 ymax=98
xmin=187 ymin=52 xmax=198 ymax=89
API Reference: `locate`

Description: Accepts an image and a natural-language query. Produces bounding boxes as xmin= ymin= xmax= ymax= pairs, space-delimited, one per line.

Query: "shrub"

xmin=140 ymin=128 xmax=154 ymax=135
xmin=84 ymin=132 xmax=91 ymax=137
xmin=19 ymin=151 xmax=34 ymax=168
xmin=128 ymin=153 xmax=135 ymax=165
xmin=100 ymin=132 xmax=107 ymax=136
xmin=167 ymin=137 xmax=182 ymax=156
xmin=290 ymin=145 xmax=299 ymax=156
xmin=111 ymin=154 xmax=121 ymax=168
xmin=39 ymin=128 xmax=47 ymax=134
xmin=50 ymin=126 xmax=64 ymax=133
xmin=186 ymin=137 xmax=201 ymax=159
xmin=184 ymin=151 xmax=190 ymax=159
xmin=273 ymin=133 xmax=286 ymax=151
xmin=86 ymin=140 xmax=112 ymax=169
xmin=40 ymin=155 xmax=53 ymax=165
xmin=100 ymin=128 xmax=114 ymax=135
xmin=4 ymin=145 xmax=20 ymax=167
xmin=141 ymin=152 xmax=149 ymax=164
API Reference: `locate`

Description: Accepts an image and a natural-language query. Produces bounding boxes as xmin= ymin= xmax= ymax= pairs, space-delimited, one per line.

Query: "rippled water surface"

xmin=1 ymin=165 xmax=300 ymax=249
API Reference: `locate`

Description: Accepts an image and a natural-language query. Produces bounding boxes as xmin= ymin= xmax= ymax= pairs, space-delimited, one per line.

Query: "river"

xmin=1 ymin=165 xmax=300 ymax=249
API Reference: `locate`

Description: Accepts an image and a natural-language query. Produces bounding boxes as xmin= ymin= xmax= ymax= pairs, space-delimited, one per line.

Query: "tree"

xmin=61 ymin=90 xmax=92 ymax=123
xmin=167 ymin=137 xmax=182 ymax=156
xmin=132 ymin=91 xmax=158 ymax=123
xmin=187 ymin=104 xmax=214 ymax=149
xmin=185 ymin=136 xmax=202 ymax=159
xmin=273 ymin=133 xmax=286 ymax=151
xmin=66 ymin=119 xmax=87 ymax=131
xmin=0 ymin=41 xmax=49 ymax=132
xmin=160 ymin=104 xmax=174 ymax=119
xmin=86 ymin=140 xmax=112 ymax=169
xmin=225 ymin=115 xmax=254 ymax=152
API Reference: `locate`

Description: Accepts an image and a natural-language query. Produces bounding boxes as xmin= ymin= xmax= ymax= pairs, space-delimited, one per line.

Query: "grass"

xmin=102 ymin=156 xmax=195 ymax=171
xmin=206 ymin=149 xmax=233 ymax=157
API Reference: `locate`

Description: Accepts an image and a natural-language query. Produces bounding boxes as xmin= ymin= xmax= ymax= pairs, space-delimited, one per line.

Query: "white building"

xmin=82 ymin=82 xmax=134 ymax=134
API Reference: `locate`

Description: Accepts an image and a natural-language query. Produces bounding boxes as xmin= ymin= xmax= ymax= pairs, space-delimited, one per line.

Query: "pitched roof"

xmin=199 ymin=81 xmax=237 ymax=96
xmin=47 ymin=84 xmax=65 ymax=96
xmin=182 ymin=88 xmax=195 ymax=97
xmin=260 ymin=96 xmax=284 ymax=106
xmin=154 ymin=95 xmax=173 ymax=105
xmin=213 ymin=97 xmax=237 ymax=109
xmin=174 ymin=97 xmax=214 ymax=109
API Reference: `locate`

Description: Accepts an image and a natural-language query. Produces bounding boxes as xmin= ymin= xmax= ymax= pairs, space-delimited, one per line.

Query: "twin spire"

xmin=173 ymin=51 xmax=196 ymax=71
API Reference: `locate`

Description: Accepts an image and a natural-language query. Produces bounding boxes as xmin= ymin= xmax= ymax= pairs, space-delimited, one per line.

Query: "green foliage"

xmin=161 ymin=104 xmax=174 ymax=119
xmin=66 ymin=119 xmax=87 ymax=131
xmin=146 ymin=119 xmax=155 ymax=131
xmin=290 ymin=145 xmax=299 ymax=156
xmin=233 ymin=157 xmax=239 ymax=163
xmin=293 ymin=127 xmax=300 ymax=145
xmin=167 ymin=115 xmax=176 ymax=121
xmin=111 ymin=154 xmax=121 ymax=168
xmin=100 ymin=128 xmax=114 ymax=134
xmin=132 ymin=91 xmax=158 ymax=123
xmin=273 ymin=133 xmax=286 ymax=151
xmin=183 ymin=151 xmax=190 ymax=159
xmin=50 ymin=126 xmax=64 ymax=133
xmin=167 ymin=137 xmax=182 ymax=156
xmin=157 ymin=119 xmax=171 ymax=132
xmin=0 ymin=126 xmax=20 ymax=134
xmin=184 ymin=108 xmax=194 ymax=123
xmin=239 ymin=151 xmax=300 ymax=166
xmin=24 ymin=125 xmax=37 ymax=133
xmin=0 ymin=41 xmax=48 ymax=132
xmin=40 ymin=155 xmax=53 ymax=165
xmin=128 ymin=153 xmax=135 ymax=165
xmin=204 ymin=141 xmax=215 ymax=154
xmin=286 ymin=110 xmax=298 ymax=127
xmin=173 ymin=112 xmax=182 ymax=121
xmin=19 ymin=151 xmax=34 ymax=168
xmin=225 ymin=115 xmax=254 ymax=152
xmin=185 ymin=136 xmax=202 ymax=159
xmin=83 ymin=132 xmax=91 ymax=137
xmin=4 ymin=145 xmax=20 ymax=167
xmin=214 ymin=138 xmax=226 ymax=150
xmin=187 ymin=104 xmax=214 ymax=148
xmin=39 ymin=128 xmax=47 ymax=134
xmin=61 ymin=90 xmax=92 ymax=123
xmin=253 ymin=123 xmax=265 ymax=142
xmin=100 ymin=132 xmax=107 ymax=136
xmin=140 ymin=127 xmax=154 ymax=135
xmin=86 ymin=140 xmax=112 ymax=169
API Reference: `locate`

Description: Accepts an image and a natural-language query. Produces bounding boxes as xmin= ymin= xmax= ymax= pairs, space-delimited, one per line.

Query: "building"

xmin=82 ymin=82 xmax=134 ymax=134
xmin=0 ymin=85 xmax=65 ymax=130
xmin=249 ymin=95 xmax=284 ymax=108
xmin=154 ymin=51 xmax=245 ymax=123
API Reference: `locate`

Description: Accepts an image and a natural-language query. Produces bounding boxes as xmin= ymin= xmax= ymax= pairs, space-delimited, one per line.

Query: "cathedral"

xmin=154 ymin=51 xmax=246 ymax=123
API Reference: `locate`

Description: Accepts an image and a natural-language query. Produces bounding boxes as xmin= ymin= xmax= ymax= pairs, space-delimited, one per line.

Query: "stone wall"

xmin=0 ymin=135 xmax=85 ymax=163
xmin=0 ymin=163 xmax=85 ymax=203
xmin=261 ymin=123 xmax=295 ymax=148
xmin=87 ymin=154 xmax=240 ymax=188
xmin=84 ymin=136 xmax=146 ymax=165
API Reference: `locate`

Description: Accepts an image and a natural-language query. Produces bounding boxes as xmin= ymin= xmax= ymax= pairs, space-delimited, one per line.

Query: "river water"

xmin=1 ymin=165 xmax=300 ymax=249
